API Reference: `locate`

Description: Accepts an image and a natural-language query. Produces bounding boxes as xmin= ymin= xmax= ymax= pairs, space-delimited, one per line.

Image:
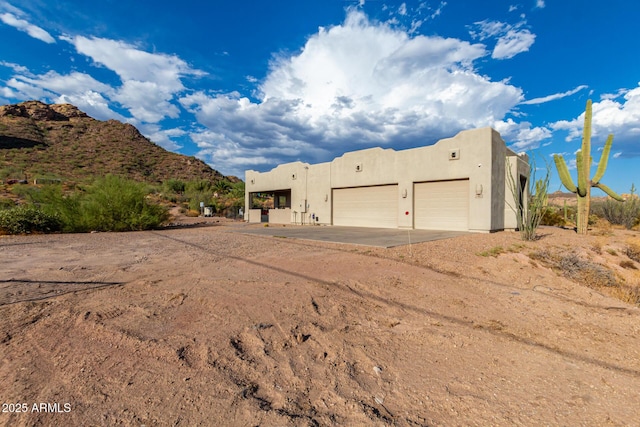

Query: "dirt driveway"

xmin=1 ymin=223 xmax=639 ymax=426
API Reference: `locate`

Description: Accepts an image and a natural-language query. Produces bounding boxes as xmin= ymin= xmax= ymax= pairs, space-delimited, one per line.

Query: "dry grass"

xmin=591 ymin=241 xmax=603 ymax=254
xmin=530 ymin=249 xmax=617 ymax=288
xmin=477 ymin=246 xmax=505 ymax=257
xmin=528 ymin=242 xmax=640 ymax=306
xmin=477 ymin=243 xmax=528 ymax=258
xmin=620 ymin=260 xmax=637 ymax=270
xmin=626 ymin=242 xmax=640 ymax=263
xmin=609 ymin=284 xmax=640 ymax=305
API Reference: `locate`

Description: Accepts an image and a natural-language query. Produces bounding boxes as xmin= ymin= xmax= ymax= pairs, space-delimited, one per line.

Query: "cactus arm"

xmin=554 ymin=154 xmax=578 ymax=193
xmin=593 ymin=182 xmax=625 ymax=201
xmin=582 ymin=99 xmax=592 ymax=178
xmin=576 ymin=151 xmax=587 ymax=197
xmin=593 ymin=134 xmax=614 ymax=184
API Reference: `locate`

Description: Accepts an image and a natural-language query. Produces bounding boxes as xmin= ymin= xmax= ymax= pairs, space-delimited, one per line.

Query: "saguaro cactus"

xmin=553 ymin=99 xmax=624 ymax=234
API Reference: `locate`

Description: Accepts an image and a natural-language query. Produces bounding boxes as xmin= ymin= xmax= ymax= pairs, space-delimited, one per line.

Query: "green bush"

xmin=164 ymin=178 xmax=186 ymax=194
xmin=0 ymin=205 xmax=62 ymax=234
xmin=4 ymin=175 xmax=169 ymax=233
xmin=184 ymin=180 xmax=212 ymax=210
xmin=0 ymin=198 xmax=16 ymax=210
xmin=78 ymin=175 xmax=169 ymax=232
xmin=186 ymin=179 xmax=212 ymax=193
xmin=186 ymin=193 xmax=214 ymax=212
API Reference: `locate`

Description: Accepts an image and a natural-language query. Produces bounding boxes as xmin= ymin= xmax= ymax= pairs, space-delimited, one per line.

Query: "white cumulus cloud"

xmin=0 ymin=11 xmax=55 ymax=43
xmin=0 ymin=61 xmax=29 ymax=74
xmin=11 ymin=70 xmax=113 ymax=95
xmin=181 ymin=10 xmax=525 ymax=175
xmin=470 ymin=19 xmax=536 ymax=60
xmin=5 ymin=70 xmax=126 ymax=121
xmin=60 ymin=35 xmax=205 ymax=123
xmin=551 ymin=84 xmax=640 ymax=157
xmin=56 ymin=91 xmax=127 ymax=123
xmin=137 ymin=124 xmax=185 ymax=151
xmin=493 ymin=28 xmax=535 ymax=59
xmin=493 ymin=118 xmax=552 ymax=151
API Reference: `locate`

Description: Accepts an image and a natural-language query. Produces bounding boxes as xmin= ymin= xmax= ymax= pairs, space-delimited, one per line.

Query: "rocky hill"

xmin=0 ymin=100 xmax=232 ymax=185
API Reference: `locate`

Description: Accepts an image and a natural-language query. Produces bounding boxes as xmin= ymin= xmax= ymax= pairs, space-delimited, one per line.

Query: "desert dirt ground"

xmin=1 ymin=219 xmax=639 ymax=426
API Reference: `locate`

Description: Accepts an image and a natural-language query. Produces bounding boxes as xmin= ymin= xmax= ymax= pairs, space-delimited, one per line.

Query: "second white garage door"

xmin=333 ymin=185 xmax=398 ymax=228
xmin=414 ymin=179 xmax=469 ymax=231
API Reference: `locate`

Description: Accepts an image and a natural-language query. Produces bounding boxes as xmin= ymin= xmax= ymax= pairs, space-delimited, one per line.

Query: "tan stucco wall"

xmin=268 ymin=208 xmax=292 ymax=224
xmin=245 ymin=127 xmax=529 ymax=232
xmin=248 ymin=209 xmax=262 ymax=223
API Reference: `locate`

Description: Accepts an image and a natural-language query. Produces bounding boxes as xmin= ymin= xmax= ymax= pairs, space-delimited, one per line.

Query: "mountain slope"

xmin=0 ymin=100 xmax=229 ymax=185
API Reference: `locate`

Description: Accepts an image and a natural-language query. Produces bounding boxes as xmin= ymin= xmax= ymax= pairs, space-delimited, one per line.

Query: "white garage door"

xmin=414 ymin=179 xmax=469 ymax=231
xmin=333 ymin=185 xmax=398 ymax=228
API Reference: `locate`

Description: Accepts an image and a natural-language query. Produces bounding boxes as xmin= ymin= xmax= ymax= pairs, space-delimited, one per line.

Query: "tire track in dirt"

xmin=2 ymin=227 xmax=639 ymax=425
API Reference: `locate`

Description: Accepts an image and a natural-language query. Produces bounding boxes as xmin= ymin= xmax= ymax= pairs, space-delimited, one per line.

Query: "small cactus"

xmin=553 ymin=99 xmax=623 ymax=234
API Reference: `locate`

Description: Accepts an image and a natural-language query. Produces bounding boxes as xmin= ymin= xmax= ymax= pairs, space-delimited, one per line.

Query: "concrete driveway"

xmin=230 ymin=224 xmax=468 ymax=248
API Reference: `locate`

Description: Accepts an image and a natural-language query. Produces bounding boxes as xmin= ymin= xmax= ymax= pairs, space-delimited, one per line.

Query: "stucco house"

xmin=245 ymin=127 xmax=529 ymax=233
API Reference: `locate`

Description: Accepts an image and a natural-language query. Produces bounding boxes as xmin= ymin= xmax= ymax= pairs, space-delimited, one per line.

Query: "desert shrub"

xmin=591 ymin=185 xmax=640 ymax=229
xmin=0 ymin=198 xmax=16 ymax=210
xmin=506 ymin=157 xmax=551 ymax=241
xmin=591 ymin=242 xmax=602 ymax=254
xmin=79 ymin=175 xmax=169 ymax=232
xmin=620 ymin=260 xmax=637 ymax=270
xmin=164 ymin=178 xmax=186 ymax=194
xmin=0 ymin=205 xmax=62 ymax=234
xmin=540 ymin=206 xmax=566 ymax=227
xmin=588 ymin=214 xmax=600 ymax=226
xmin=557 ymin=253 xmax=617 ymax=287
xmin=186 ymin=179 xmax=213 ymax=193
xmin=6 ymin=175 xmax=169 ymax=233
xmin=613 ymin=284 xmax=640 ymax=305
xmin=16 ymin=183 xmax=86 ymax=232
xmin=626 ymin=244 xmax=640 ymax=263
xmin=222 ymin=181 xmax=245 ymax=210
xmin=9 ymin=183 xmax=33 ymax=199
xmin=182 ymin=179 xmax=217 ymax=212
xmin=185 ymin=191 xmax=215 ymax=212
xmin=529 ymin=249 xmax=617 ymax=288
xmin=0 ymin=166 xmax=26 ymax=180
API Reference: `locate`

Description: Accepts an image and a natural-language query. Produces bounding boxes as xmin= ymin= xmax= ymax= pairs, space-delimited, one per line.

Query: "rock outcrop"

xmin=0 ymin=100 xmax=228 ymax=184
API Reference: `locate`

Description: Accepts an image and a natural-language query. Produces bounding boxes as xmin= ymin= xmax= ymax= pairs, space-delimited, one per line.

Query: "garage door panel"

xmin=414 ymin=180 xmax=469 ymax=231
xmin=333 ymin=185 xmax=398 ymax=228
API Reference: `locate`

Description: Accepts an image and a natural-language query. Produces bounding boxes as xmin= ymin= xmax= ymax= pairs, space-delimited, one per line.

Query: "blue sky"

xmin=1 ymin=0 xmax=638 ymax=195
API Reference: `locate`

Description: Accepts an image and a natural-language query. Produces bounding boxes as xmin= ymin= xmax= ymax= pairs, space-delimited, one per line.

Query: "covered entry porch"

xmin=247 ymin=189 xmax=297 ymax=224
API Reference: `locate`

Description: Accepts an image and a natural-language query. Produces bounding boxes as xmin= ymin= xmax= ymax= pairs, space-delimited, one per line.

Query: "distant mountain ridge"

xmin=0 ymin=100 xmax=232 ymax=185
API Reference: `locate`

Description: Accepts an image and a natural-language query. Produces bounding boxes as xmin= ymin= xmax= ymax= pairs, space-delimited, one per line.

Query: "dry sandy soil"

xmin=1 ymin=218 xmax=639 ymax=426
